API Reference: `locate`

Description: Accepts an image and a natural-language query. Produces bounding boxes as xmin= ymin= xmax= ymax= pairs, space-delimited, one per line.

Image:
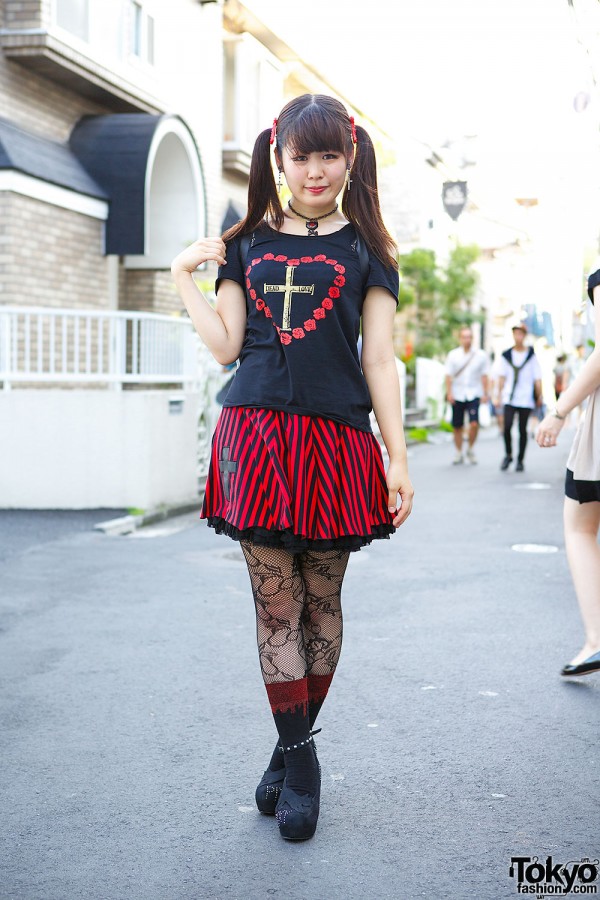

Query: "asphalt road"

xmin=1 ymin=423 xmax=598 ymax=900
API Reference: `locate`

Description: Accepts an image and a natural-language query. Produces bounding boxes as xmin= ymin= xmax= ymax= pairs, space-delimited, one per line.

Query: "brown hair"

xmin=222 ymin=94 xmax=398 ymax=268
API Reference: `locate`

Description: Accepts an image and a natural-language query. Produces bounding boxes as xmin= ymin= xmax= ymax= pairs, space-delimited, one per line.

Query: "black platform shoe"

xmin=255 ymin=728 xmax=321 ymax=815
xmin=275 ymin=734 xmax=321 ymax=841
xmin=255 ymin=766 xmax=286 ymax=815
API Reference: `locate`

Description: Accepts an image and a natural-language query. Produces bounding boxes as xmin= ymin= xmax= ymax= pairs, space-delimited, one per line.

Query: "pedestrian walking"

xmin=553 ymin=353 xmax=569 ymax=401
xmin=536 ymin=268 xmax=600 ymax=677
xmin=171 ymin=94 xmax=414 ymax=841
xmin=444 ymin=326 xmax=490 ymax=465
xmin=494 ymin=323 xmax=543 ymax=472
xmin=488 ymin=352 xmax=504 ymax=435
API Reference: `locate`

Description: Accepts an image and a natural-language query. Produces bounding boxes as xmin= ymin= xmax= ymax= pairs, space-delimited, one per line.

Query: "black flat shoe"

xmin=500 ymin=456 xmax=512 ymax=471
xmin=561 ymin=650 xmax=600 ymax=677
xmin=275 ymin=736 xmax=321 ymax=841
xmin=255 ymin=767 xmax=286 ymax=815
xmin=516 ymin=460 xmax=524 ymax=472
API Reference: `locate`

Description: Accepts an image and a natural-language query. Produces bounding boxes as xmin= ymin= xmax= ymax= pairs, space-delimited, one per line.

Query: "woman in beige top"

xmin=536 ymin=268 xmax=600 ymax=676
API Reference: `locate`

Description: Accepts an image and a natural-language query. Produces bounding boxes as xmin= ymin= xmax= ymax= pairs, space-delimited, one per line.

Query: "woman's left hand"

xmin=536 ymin=413 xmax=564 ymax=448
xmin=387 ymin=459 xmax=414 ymax=527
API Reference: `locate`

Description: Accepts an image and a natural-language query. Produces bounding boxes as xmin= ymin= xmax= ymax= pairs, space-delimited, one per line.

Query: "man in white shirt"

xmin=445 ymin=326 xmax=490 ymax=465
xmin=495 ymin=323 xmax=543 ymax=472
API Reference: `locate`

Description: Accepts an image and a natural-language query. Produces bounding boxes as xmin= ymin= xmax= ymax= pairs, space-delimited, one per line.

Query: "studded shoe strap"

xmin=278 ymin=727 xmax=321 ymax=753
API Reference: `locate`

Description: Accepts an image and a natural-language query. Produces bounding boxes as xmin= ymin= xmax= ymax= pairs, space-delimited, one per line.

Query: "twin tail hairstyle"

xmin=222 ymin=93 xmax=398 ymax=269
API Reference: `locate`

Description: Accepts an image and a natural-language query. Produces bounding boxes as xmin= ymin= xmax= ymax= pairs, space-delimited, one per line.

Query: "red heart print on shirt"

xmin=245 ymin=254 xmax=346 ymax=344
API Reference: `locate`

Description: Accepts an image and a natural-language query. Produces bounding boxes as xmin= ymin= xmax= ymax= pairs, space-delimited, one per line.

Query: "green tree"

xmin=399 ymin=243 xmax=481 ymax=359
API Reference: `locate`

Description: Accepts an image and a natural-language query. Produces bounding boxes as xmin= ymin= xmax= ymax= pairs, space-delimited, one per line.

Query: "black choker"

xmin=288 ymin=201 xmax=338 ymax=237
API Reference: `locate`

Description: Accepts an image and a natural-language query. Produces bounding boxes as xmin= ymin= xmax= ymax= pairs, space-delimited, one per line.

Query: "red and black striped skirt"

xmin=201 ymin=406 xmax=395 ymax=553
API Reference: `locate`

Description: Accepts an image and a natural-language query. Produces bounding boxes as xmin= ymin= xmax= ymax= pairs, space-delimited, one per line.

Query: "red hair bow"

xmin=270 ymin=118 xmax=278 ymax=145
xmin=349 ymin=116 xmax=357 ymax=145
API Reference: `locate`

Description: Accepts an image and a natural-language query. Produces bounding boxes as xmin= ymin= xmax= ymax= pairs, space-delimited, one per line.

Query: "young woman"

xmin=171 ymin=94 xmax=413 ymax=840
xmin=536 ymin=268 xmax=600 ymax=677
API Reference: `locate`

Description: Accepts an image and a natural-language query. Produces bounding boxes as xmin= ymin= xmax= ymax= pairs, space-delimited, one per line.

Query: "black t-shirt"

xmin=216 ymin=223 xmax=399 ymax=433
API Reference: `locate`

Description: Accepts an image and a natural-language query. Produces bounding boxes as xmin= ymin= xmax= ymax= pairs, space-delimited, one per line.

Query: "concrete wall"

xmin=416 ymin=356 xmax=446 ymax=421
xmin=0 ymin=390 xmax=201 ymax=509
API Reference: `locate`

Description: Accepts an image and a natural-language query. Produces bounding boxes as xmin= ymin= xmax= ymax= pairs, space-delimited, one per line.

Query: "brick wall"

xmin=0 ymin=193 xmax=110 ymax=308
xmin=123 ymin=269 xmax=182 ymax=316
xmin=0 ymin=49 xmax=109 ymax=143
xmin=2 ymin=0 xmax=50 ymax=31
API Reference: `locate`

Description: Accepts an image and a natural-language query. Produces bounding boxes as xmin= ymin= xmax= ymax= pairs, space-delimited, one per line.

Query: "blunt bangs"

xmin=282 ymin=104 xmax=349 ymax=157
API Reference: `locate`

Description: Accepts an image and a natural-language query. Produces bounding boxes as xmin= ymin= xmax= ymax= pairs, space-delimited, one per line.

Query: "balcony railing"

xmin=0 ymin=306 xmax=200 ymax=389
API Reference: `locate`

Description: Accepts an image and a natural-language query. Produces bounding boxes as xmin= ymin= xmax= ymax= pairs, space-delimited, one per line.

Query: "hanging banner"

xmin=442 ymin=181 xmax=468 ymax=220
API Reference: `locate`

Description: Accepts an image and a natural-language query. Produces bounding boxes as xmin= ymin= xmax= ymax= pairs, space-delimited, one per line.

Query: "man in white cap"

xmin=495 ymin=323 xmax=543 ymax=472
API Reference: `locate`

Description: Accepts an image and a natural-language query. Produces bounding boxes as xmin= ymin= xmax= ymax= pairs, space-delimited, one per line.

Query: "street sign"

xmin=442 ymin=181 xmax=467 ymax=220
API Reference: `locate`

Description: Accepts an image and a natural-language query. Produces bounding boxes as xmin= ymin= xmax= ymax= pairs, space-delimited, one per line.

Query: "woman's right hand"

xmin=171 ymin=238 xmax=227 ymax=276
xmin=536 ymin=412 xmax=564 ymax=448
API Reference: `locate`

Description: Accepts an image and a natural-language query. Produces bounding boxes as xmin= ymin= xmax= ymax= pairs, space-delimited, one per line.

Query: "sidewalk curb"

xmin=94 ymin=478 xmax=206 ymax=536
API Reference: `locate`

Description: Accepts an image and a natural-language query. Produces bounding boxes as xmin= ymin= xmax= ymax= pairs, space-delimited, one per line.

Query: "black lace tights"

xmin=240 ymin=542 xmax=350 ymax=684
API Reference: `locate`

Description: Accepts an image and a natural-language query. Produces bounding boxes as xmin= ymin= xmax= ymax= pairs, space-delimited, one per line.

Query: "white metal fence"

xmin=0 ymin=305 xmax=200 ymax=389
xmin=0 ymin=304 xmax=232 ymax=483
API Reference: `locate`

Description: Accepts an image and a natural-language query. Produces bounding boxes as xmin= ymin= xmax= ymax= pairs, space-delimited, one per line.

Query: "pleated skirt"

xmin=201 ymin=406 xmax=395 ymax=553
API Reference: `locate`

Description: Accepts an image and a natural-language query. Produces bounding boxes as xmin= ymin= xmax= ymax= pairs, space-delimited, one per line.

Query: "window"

xmin=146 ymin=14 xmax=155 ymax=65
xmin=131 ymin=1 xmax=142 ymax=56
xmin=129 ymin=0 xmax=155 ymax=65
xmin=55 ymin=0 xmax=89 ymax=41
xmin=223 ymin=35 xmax=283 ymax=159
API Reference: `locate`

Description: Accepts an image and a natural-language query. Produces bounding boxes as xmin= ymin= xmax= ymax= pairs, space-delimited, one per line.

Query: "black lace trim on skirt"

xmin=206 ymin=516 xmax=394 ymax=553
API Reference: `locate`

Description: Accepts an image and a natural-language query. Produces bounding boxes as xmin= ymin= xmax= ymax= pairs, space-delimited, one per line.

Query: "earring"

xmin=277 ymin=168 xmax=283 ymax=193
xmin=346 ymin=165 xmax=352 ymax=192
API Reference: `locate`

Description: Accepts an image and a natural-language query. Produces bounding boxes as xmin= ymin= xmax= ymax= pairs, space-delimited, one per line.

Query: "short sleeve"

xmin=587 ymin=268 xmax=600 ymax=304
xmin=366 ymin=252 xmax=400 ymax=305
xmin=496 ymin=356 xmax=510 ymax=379
xmin=215 ymin=234 xmax=245 ymax=294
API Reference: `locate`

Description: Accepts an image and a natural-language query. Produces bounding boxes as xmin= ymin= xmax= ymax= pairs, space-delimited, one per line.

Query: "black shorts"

xmin=451 ymin=398 xmax=480 ymax=429
xmin=565 ymin=468 xmax=600 ymax=504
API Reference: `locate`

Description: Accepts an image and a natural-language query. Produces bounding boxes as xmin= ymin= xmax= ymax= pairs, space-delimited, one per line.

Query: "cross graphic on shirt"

xmin=218 ymin=446 xmax=237 ymax=500
xmin=264 ymin=265 xmax=315 ymax=331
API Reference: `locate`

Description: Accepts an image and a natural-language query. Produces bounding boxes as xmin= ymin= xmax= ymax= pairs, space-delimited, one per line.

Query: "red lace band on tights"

xmin=265 ymin=678 xmax=308 ymax=715
xmin=307 ymin=673 xmax=334 ymax=704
